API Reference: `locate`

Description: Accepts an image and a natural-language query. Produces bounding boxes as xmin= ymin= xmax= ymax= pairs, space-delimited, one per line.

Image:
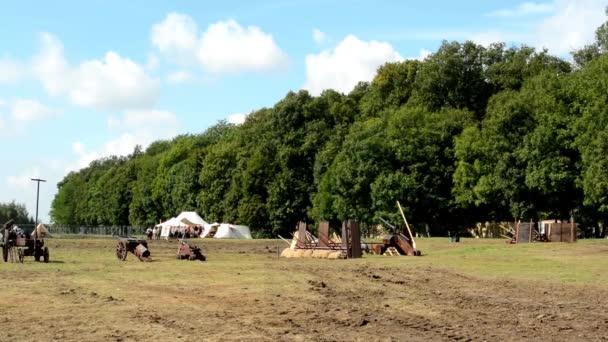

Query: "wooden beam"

xmin=349 ymin=220 xmax=362 ymax=258
xmin=397 ymin=201 xmax=416 ymax=250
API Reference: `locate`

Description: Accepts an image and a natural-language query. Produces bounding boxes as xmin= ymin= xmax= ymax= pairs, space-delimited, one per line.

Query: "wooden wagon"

xmin=2 ymin=220 xmax=49 ymax=263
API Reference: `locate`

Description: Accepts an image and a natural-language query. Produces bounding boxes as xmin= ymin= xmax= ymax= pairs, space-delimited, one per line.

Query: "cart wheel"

xmin=43 ymin=247 xmax=49 ymax=263
xmin=116 ymin=242 xmax=127 ymax=261
xmin=18 ymin=249 xmax=24 ymax=263
xmin=34 ymin=250 xmax=41 ymax=262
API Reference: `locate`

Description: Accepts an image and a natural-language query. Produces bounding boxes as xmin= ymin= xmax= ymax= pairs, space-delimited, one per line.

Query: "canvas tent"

xmin=156 ymin=217 xmax=189 ymax=239
xmin=156 ymin=211 xmax=209 ymax=239
xmin=201 ymin=223 xmax=220 ymax=238
xmin=176 ymin=211 xmax=208 ymax=226
xmin=201 ymin=223 xmax=252 ymax=239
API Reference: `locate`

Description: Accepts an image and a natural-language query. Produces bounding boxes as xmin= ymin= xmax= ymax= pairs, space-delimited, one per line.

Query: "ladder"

xmin=384 ymin=247 xmax=401 ymax=256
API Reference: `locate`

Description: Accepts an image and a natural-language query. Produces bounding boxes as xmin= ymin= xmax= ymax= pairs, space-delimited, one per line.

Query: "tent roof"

xmin=176 ymin=211 xmax=208 ymax=226
xmin=156 ymin=217 xmax=188 ymax=228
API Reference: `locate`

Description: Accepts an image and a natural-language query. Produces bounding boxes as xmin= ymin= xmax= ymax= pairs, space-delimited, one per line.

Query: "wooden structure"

xmin=369 ymin=201 xmax=421 ymax=256
xmin=372 ymin=234 xmax=421 ymax=256
xmin=2 ymin=220 xmax=49 ymax=263
xmin=515 ymin=221 xmax=534 ymax=243
xmin=285 ymin=220 xmax=362 ymax=259
xmin=116 ymin=236 xmax=151 ymax=261
xmin=543 ymin=220 xmax=577 ymax=243
xmin=505 ymin=219 xmax=578 ymax=244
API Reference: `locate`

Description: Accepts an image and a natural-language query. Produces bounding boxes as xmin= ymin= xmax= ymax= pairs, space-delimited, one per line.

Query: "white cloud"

xmin=228 ymin=113 xmax=247 ymax=125
xmin=167 ymin=70 xmax=192 ymax=84
xmin=7 ymin=167 xmax=41 ymax=190
xmin=304 ymin=34 xmax=404 ymax=96
xmin=151 ymin=12 xmax=199 ymax=64
xmin=198 ymin=19 xmax=288 ymax=73
xmin=69 ymin=109 xmax=180 ymax=171
xmin=416 ymin=48 xmax=432 ymax=60
xmin=32 ymin=32 xmax=161 ymax=110
xmin=487 ymin=2 xmax=554 ymax=17
xmin=32 ymin=32 xmax=69 ymax=96
xmin=10 ymin=99 xmax=60 ymax=122
xmin=469 ymin=31 xmax=511 ymax=47
xmin=313 ymin=28 xmax=326 ymax=44
xmin=118 ymin=109 xmax=179 ymax=130
xmin=151 ymin=14 xmax=288 ymax=73
xmin=0 ymin=59 xmax=28 ymax=84
xmin=71 ymin=141 xmax=101 ymax=170
xmin=533 ymin=0 xmax=606 ymax=55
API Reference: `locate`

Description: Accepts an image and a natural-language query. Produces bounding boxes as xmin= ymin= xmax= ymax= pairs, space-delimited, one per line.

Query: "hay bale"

xmin=281 ymin=248 xmax=292 ymax=258
xmin=318 ymin=250 xmax=332 ymax=258
xmin=302 ymin=250 xmax=314 ymax=258
xmin=293 ymin=250 xmax=305 ymax=258
xmin=312 ymin=250 xmax=332 ymax=258
xmin=328 ymin=251 xmax=344 ymax=259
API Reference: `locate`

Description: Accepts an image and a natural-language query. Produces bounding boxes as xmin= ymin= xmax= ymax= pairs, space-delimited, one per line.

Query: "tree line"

xmin=1 ymin=201 xmax=34 ymax=225
xmin=50 ymin=16 xmax=608 ymax=237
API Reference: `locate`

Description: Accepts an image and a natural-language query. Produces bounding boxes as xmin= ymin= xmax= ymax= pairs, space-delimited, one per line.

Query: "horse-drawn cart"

xmin=2 ymin=220 xmax=50 ymax=263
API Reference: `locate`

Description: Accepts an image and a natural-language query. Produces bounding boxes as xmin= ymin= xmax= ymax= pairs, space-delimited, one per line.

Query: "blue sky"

xmin=0 ymin=0 xmax=605 ymax=223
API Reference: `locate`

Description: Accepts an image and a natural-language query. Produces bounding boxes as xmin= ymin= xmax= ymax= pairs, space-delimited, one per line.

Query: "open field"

xmin=1 ymin=237 xmax=608 ymax=341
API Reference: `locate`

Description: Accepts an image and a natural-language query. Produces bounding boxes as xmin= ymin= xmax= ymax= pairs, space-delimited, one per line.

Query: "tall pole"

xmin=31 ymin=178 xmax=46 ymax=244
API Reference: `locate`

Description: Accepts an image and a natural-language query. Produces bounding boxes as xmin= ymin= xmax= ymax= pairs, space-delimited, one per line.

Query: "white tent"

xmin=213 ymin=224 xmax=252 ymax=239
xmin=176 ymin=211 xmax=208 ymax=226
xmin=201 ymin=222 xmax=220 ymax=238
xmin=156 ymin=217 xmax=189 ymax=239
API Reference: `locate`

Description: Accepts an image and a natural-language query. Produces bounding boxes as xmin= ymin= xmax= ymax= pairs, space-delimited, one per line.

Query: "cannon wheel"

xmin=43 ymin=246 xmax=49 ymax=263
xmin=116 ymin=241 xmax=127 ymax=261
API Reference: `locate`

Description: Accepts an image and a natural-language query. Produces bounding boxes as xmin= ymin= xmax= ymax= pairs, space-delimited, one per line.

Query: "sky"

xmin=0 ymin=0 xmax=606 ymax=223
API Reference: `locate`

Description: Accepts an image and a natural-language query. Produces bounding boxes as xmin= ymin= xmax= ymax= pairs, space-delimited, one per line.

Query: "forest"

xmin=50 ymin=16 xmax=608 ymax=237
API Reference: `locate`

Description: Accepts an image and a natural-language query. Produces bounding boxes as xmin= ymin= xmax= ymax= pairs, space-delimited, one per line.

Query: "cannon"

xmin=115 ymin=236 xmax=151 ymax=262
xmin=2 ymin=220 xmax=50 ymax=263
xmin=176 ymin=240 xmax=206 ymax=261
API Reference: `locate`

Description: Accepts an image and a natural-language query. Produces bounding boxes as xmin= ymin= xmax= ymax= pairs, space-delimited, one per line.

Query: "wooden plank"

xmin=570 ymin=221 xmax=575 ymax=243
xmin=297 ymin=222 xmax=307 ymax=248
xmin=349 ymin=220 xmax=362 ymax=259
xmin=319 ymin=221 xmax=330 ymax=247
xmin=397 ymin=201 xmax=417 ymax=250
xmin=341 ymin=221 xmax=351 ymax=258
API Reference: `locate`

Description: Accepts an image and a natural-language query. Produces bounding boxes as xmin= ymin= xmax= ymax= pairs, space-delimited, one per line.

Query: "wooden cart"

xmin=2 ymin=220 xmax=49 ymax=263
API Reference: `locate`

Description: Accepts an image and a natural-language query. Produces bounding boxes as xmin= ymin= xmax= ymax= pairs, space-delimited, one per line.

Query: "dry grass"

xmin=1 ymin=237 xmax=607 ymax=341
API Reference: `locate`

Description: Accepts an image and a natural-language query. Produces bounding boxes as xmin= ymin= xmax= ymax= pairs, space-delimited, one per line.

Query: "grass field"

xmin=1 ymin=237 xmax=607 ymax=341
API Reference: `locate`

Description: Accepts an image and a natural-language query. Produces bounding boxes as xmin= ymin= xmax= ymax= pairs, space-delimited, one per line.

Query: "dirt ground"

xmin=0 ymin=238 xmax=607 ymax=341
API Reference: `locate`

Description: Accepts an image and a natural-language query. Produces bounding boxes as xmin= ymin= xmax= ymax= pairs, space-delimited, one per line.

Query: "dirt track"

xmin=1 ymin=238 xmax=607 ymax=341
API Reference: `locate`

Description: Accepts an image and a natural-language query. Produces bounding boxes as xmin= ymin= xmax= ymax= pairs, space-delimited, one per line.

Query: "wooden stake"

xmin=397 ymin=201 xmax=417 ymax=250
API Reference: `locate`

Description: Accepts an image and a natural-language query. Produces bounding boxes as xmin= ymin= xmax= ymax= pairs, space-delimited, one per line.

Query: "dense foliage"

xmin=0 ymin=201 xmax=34 ymax=225
xmin=51 ymin=19 xmax=608 ymax=236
